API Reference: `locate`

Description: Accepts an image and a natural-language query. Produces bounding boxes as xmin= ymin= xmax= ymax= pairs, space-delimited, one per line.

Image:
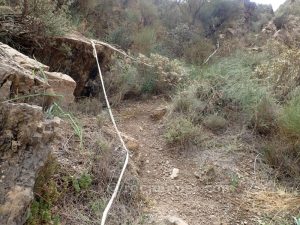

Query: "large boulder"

xmin=0 ymin=102 xmax=58 ymax=225
xmin=0 ymin=42 xmax=76 ymax=107
xmin=9 ymin=32 xmax=113 ymax=98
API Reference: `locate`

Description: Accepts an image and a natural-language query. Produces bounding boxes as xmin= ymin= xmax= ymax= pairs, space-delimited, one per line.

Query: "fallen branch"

xmin=203 ymin=40 xmax=220 ymax=65
xmin=92 ymin=39 xmax=152 ymax=67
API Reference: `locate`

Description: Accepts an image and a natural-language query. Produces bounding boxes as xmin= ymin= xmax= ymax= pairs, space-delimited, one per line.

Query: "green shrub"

xmin=201 ymin=52 xmax=272 ymax=117
xmin=172 ymin=86 xmax=208 ymax=123
xmin=133 ymin=27 xmax=157 ymax=54
xmin=172 ymin=91 xmax=198 ymax=114
xmin=183 ymin=37 xmax=215 ymax=65
xmin=255 ymin=47 xmax=300 ymax=99
xmin=0 ymin=5 xmax=13 ymax=14
xmin=165 ymin=116 xmax=200 ymax=146
xmin=106 ymin=26 xmax=133 ymax=50
xmin=137 ymin=53 xmax=188 ymax=95
xmin=279 ymin=95 xmax=300 ymax=140
xmin=72 ymin=173 xmax=93 ymax=193
xmin=107 ymin=54 xmax=187 ymax=104
xmin=107 ymin=58 xmax=141 ymax=105
xmin=27 ymin=0 xmax=71 ymax=36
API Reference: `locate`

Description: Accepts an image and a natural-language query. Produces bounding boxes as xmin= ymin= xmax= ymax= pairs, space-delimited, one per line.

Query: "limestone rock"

xmin=165 ymin=216 xmax=188 ymax=225
xmin=13 ymin=32 xmax=113 ymax=98
xmin=0 ymin=102 xmax=58 ymax=225
xmin=0 ymin=42 xmax=76 ymax=107
xmin=122 ymin=133 xmax=140 ymax=152
xmin=150 ymin=107 xmax=167 ymax=121
xmin=46 ymin=72 xmax=76 ymax=106
xmin=170 ymin=168 xmax=180 ymax=180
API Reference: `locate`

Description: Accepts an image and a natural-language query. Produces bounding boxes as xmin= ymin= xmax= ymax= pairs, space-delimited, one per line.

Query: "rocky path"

xmin=115 ymin=99 xmax=273 ymax=225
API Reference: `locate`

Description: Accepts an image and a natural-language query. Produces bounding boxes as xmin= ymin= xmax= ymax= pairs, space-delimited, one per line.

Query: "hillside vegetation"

xmin=1 ymin=0 xmax=300 ymax=225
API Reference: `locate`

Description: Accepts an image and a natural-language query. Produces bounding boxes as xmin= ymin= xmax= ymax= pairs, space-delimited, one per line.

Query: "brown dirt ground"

xmin=114 ymin=98 xmax=279 ymax=225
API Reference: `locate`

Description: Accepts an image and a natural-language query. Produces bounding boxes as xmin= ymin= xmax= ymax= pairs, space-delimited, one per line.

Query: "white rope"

xmin=91 ymin=40 xmax=129 ymax=225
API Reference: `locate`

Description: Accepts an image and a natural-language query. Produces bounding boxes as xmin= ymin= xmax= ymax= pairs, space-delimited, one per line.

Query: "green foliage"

xmin=199 ymin=0 xmax=243 ymax=35
xmin=275 ymin=0 xmax=300 ymax=28
xmin=172 ymin=85 xmax=208 ymax=123
xmin=202 ymin=52 xmax=272 ymax=116
xmin=263 ymin=139 xmax=300 ymax=181
xmin=27 ymin=0 xmax=71 ymax=36
xmin=90 ymin=199 xmax=106 ymax=216
xmin=279 ymin=95 xmax=300 ymax=140
xmin=27 ymin=200 xmax=60 ymax=225
xmin=107 ymin=54 xmax=187 ymax=104
xmin=256 ymin=46 xmax=300 ymax=99
xmin=72 ymin=173 xmax=93 ymax=193
xmin=133 ymin=27 xmax=157 ymax=54
xmin=106 ymin=26 xmax=133 ymax=50
xmin=27 ymin=156 xmax=61 ymax=225
xmin=183 ymin=36 xmax=215 ymax=64
xmin=0 ymin=5 xmax=13 ymax=14
xmin=165 ymin=116 xmax=200 ymax=146
xmin=137 ymin=53 xmax=188 ymax=94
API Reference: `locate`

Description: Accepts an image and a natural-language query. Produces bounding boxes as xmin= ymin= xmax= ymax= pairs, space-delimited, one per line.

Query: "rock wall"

xmin=0 ymin=40 xmax=76 ymax=225
xmin=0 ymin=103 xmax=59 ymax=225
xmin=10 ymin=32 xmax=113 ymax=98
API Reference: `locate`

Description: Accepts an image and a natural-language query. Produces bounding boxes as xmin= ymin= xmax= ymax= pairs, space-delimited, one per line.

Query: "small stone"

xmin=150 ymin=107 xmax=167 ymax=121
xmin=194 ymin=171 xmax=200 ymax=179
xmin=52 ymin=116 xmax=61 ymax=126
xmin=165 ymin=216 xmax=188 ymax=225
xmin=121 ymin=133 xmax=139 ymax=152
xmin=170 ymin=168 xmax=179 ymax=179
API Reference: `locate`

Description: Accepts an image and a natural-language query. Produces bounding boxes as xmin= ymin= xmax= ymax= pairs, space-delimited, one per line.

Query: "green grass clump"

xmin=165 ymin=116 xmax=200 ymax=146
xmin=209 ymin=53 xmax=269 ymax=112
xmin=49 ymin=103 xmax=83 ymax=148
xmin=279 ymin=95 xmax=300 ymax=139
xmin=72 ymin=173 xmax=93 ymax=193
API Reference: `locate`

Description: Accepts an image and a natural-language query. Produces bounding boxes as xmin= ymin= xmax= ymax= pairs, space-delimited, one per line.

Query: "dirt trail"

xmin=115 ymin=99 xmax=273 ymax=225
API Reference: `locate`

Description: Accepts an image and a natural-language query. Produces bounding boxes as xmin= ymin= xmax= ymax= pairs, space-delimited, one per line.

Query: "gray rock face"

xmin=0 ymin=36 xmax=78 ymax=225
xmin=0 ymin=102 xmax=58 ymax=225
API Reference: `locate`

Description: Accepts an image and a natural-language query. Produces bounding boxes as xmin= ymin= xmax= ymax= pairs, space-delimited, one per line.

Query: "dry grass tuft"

xmin=248 ymin=190 xmax=300 ymax=217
